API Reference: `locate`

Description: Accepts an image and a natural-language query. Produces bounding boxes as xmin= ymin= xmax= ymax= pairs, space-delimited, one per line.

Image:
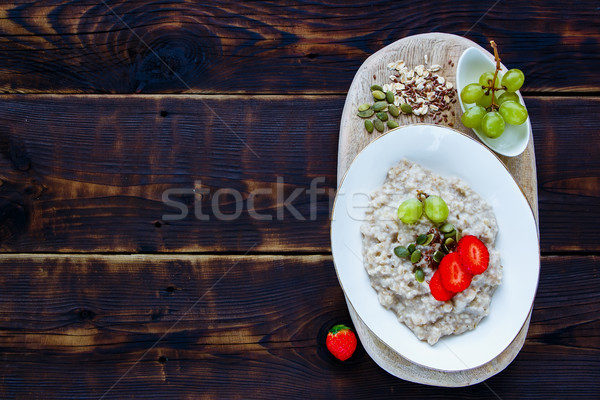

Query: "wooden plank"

xmin=0 ymin=95 xmax=338 ymax=253
xmin=0 ymin=95 xmax=598 ymax=253
xmin=534 ymin=97 xmax=600 ymax=253
xmin=0 ymin=1 xmax=598 ymax=93
xmin=338 ymin=33 xmax=539 ymax=212
xmin=0 ymin=254 xmax=597 ymax=399
xmin=337 ymin=33 xmax=537 ymax=386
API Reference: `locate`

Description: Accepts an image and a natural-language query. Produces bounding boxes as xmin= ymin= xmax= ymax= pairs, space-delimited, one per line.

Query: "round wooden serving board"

xmin=336 ymin=33 xmax=539 ymax=386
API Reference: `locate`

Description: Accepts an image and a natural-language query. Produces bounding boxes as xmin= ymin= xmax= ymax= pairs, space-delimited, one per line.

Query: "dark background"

xmin=0 ymin=1 xmax=598 ymax=398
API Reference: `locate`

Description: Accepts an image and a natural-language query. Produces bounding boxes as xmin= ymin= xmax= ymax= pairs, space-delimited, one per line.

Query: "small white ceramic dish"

xmin=456 ymin=47 xmax=531 ymax=157
xmin=330 ymin=125 xmax=539 ymax=371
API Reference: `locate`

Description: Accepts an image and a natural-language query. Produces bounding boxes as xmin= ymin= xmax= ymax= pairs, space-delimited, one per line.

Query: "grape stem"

xmin=417 ymin=190 xmax=429 ymax=202
xmin=485 ymin=40 xmax=504 ymax=111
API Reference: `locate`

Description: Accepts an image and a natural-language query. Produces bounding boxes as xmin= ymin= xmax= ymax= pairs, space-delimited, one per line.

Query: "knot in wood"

xmin=77 ymin=308 xmax=97 ymax=321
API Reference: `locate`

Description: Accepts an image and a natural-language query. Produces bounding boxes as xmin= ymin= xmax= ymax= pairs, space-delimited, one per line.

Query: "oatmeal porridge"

xmin=360 ymin=159 xmax=502 ymax=345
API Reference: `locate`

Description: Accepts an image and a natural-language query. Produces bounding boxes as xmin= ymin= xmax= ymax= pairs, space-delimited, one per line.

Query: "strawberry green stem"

xmin=329 ymin=324 xmax=350 ymax=334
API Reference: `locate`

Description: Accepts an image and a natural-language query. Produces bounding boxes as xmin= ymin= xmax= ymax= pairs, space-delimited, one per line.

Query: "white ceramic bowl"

xmin=456 ymin=47 xmax=531 ymax=157
xmin=331 ymin=125 xmax=539 ymax=371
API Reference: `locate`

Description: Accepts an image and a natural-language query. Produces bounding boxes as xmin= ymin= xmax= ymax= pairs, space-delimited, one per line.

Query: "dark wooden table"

xmin=0 ymin=1 xmax=598 ymax=399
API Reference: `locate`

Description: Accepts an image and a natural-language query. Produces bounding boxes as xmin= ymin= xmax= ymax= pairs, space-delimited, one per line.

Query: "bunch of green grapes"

xmin=460 ymin=69 xmax=528 ymax=138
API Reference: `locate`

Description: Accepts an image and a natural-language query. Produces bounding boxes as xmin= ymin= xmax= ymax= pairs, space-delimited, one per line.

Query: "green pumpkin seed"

xmin=386 ymin=91 xmax=395 ymax=104
xmin=407 ymin=243 xmax=416 ymax=254
xmin=433 ymin=250 xmax=445 ymax=263
xmin=372 ymin=90 xmax=386 ymax=101
xmin=444 ymin=229 xmax=457 ymax=238
xmin=373 ymin=101 xmax=387 ymax=112
xmin=387 ymin=120 xmax=399 ymax=129
xmin=423 ymin=233 xmax=434 ymax=246
xmin=416 ymin=234 xmax=428 ymax=245
xmin=388 ymin=104 xmax=400 ymax=117
xmin=376 ymin=111 xmax=388 ymax=121
xmin=440 ymin=223 xmax=455 ymax=233
xmin=400 ymin=103 xmax=413 ymax=114
xmin=443 ymin=238 xmax=456 ymax=253
xmin=357 ymin=109 xmax=375 ymax=118
xmin=373 ymin=118 xmax=384 ymax=132
xmin=358 ymin=103 xmax=371 ymax=112
xmin=370 ymin=84 xmax=383 ymax=92
xmin=410 ymin=249 xmax=422 ymax=264
xmin=365 ymin=119 xmax=374 ymax=133
xmin=415 ymin=268 xmax=425 ymax=282
xmin=394 ymin=246 xmax=409 ymax=258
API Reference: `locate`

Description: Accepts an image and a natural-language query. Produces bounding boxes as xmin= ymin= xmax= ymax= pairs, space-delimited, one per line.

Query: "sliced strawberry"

xmin=457 ymin=235 xmax=490 ymax=275
xmin=439 ymin=252 xmax=473 ymax=292
xmin=429 ymin=269 xmax=455 ymax=301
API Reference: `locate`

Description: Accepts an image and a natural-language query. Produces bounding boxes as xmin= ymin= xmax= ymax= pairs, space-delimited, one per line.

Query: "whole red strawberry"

xmin=326 ymin=324 xmax=357 ymax=361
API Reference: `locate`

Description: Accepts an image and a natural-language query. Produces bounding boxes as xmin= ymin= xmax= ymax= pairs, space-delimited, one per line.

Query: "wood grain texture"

xmin=0 ymin=254 xmax=597 ymax=399
xmin=534 ymin=97 xmax=600 ymax=253
xmin=0 ymin=95 xmax=338 ymax=253
xmin=0 ymin=0 xmax=598 ymax=93
xmin=0 ymin=2 xmax=596 ymax=397
xmin=0 ymin=95 xmax=598 ymax=253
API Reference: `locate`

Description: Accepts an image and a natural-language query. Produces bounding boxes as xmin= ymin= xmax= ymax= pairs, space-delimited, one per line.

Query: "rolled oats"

xmin=361 ymin=160 xmax=502 ymax=345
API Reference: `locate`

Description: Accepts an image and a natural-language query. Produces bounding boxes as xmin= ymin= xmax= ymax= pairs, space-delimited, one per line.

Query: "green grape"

xmin=497 ymin=92 xmax=520 ymax=106
xmin=397 ymin=198 xmax=422 ymax=224
xmin=480 ymin=111 xmax=506 ymax=138
xmin=499 ymin=100 xmax=528 ymax=125
xmin=501 ymin=69 xmax=525 ymax=92
xmin=479 ymin=72 xmax=494 ymax=86
xmin=423 ymin=195 xmax=449 ymax=223
xmin=479 ymin=71 xmax=503 ymax=89
xmin=476 ymin=92 xmax=493 ymax=108
xmin=460 ymin=83 xmax=485 ymax=104
xmin=461 ymin=106 xmax=486 ymax=128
